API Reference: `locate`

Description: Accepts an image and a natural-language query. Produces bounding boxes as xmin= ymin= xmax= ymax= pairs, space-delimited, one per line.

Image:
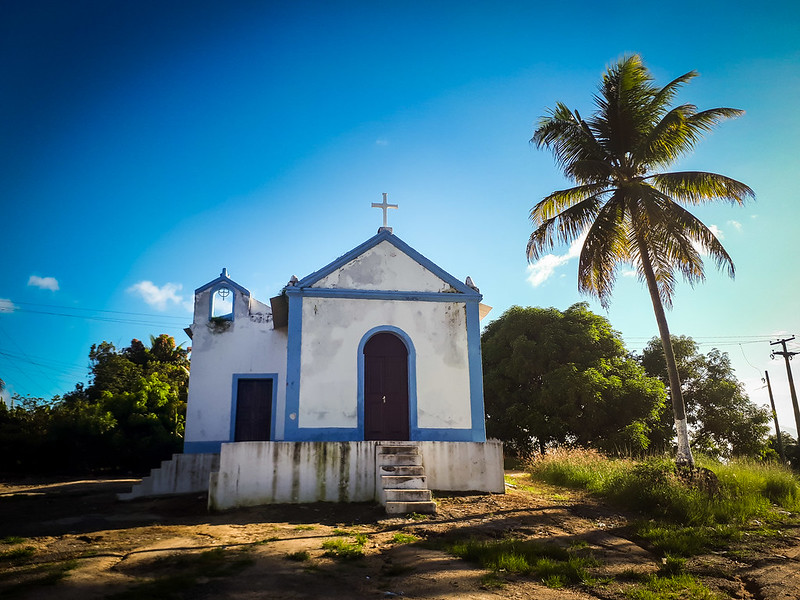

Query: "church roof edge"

xmin=289 ymin=230 xmax=480 ymax=297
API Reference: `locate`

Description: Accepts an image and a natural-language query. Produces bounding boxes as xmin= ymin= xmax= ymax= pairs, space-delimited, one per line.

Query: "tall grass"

xmin=528 ymin=448 xmax=800 ymax=526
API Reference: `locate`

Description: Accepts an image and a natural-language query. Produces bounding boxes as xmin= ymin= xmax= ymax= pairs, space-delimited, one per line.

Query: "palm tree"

xmin=528 ymin=55 xmax=754 ymax=467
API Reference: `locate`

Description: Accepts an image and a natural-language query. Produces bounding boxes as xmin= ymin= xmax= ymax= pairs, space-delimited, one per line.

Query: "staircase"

xmin=376 ymin=444 xmax=436 ymax=515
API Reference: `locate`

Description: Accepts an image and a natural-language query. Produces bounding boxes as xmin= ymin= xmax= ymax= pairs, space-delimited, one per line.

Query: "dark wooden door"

xmin=364 ymin=333 xmax=409 ymax=440
xmin=234 ymin=378 xmax=273 ymax=441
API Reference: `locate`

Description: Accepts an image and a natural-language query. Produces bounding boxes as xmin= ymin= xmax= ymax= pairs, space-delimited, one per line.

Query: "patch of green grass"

xmin=286 ymin=550 xmax=310 ymax=562
xmin=406 ymin=512 xmax=428 ymax=521
xmin=294 ymin=524 xmax=315 ymax=531
xmin=636 ymin=522 xmax=740 ymax=557
xmin=445 ymin=538 xmax=598 ymax=586
xmin=529 ymin=449 xmax=800 ymax=527
xmin=391 ymin=532 xmax=418 ymax=544
xmin=0 ymin=546 xmax=36 ymax=561
xmin=321 ymin=538 xmax=365 ymax=560
xmin=657 ymin=555 xmax=686 ymax=576
xmin=331 ymin=528 xmax=353 ymax=536
xmin=625 ymin=573 xmax=722 ymax=600
xmin=1 ymin=536 xmax=25 ymax=545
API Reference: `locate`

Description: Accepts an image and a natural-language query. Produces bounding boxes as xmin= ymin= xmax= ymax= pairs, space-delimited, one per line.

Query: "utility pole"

xmin=770 ymin=336 xmax=800 ymax=439
xmin=765 ymin=371 xmax=785 ymax=463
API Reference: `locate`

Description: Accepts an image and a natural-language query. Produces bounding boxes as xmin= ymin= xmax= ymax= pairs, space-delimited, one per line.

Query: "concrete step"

xmin=385 ymin=488 xmax=432 ymax=502
xmin=385 ymin=500 xmax=437 ymax=515
xmin=377 ymin=445 xmax=419 ymax=455
xmin=378 ymin=454 xmax=422 ymax=467
xmin=379 ymin=465 xmax=424 ymax=476
xmin=381 ymin=475 xmax=426 ymax=489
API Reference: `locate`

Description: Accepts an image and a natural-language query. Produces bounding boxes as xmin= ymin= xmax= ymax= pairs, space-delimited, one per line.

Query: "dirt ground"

xmin=1 ymin=473 xmax=799 ymax=599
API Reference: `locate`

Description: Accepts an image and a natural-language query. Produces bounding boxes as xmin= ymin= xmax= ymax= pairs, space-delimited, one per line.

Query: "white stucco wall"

xmin=311 ymin=240 xmax=455 ymax=292
xmin=184 ymin=287 xmax=287 ymax=447
xmin=298 ymin=297 xmax=471 ymax=430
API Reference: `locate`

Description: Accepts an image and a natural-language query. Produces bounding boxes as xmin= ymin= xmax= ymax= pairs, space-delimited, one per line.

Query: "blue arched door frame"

xmin=357 ymin=325 xmax=418 ymax=440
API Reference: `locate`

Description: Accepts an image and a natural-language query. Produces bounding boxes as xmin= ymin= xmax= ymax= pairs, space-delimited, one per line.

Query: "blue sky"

xmin=2 ymin=1 xmax=800 ymax=434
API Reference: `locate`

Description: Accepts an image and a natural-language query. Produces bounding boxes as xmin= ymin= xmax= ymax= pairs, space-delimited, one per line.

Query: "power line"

xmin=8 ymin=300 xmax=189 ymax=320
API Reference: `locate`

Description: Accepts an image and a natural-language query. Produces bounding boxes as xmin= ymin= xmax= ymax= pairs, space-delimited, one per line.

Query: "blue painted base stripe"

xmin=184 ymin=440 xmax=224 ymax=454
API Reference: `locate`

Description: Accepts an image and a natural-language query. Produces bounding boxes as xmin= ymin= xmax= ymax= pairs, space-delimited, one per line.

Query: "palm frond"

xmin=530 ymin=183 xmax=609 ymax=224
xmin=648 ymin=171 xmax=754 ymax=205
xmin=532 ymin=103 xmax=606 ymax=172
xmin=527 ymin=195 xmax=603 ymax=261
xmin=564 ymin=159 xmax=614 ymax=183
xmin=649 ymin=70 xmax=698 ymax=118
xmin=577 ymin=194 xmax=630 ymax=306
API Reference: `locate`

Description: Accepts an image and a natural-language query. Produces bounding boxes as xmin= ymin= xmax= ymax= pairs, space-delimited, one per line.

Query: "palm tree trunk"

xmin=636 ymin=237 xmax=695 ymax=468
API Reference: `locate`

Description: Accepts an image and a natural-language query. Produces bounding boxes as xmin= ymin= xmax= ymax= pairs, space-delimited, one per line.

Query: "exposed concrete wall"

xmin=207 ymin=441 xmax=503 ymax=510
xmin=298 ymin=298 xmax=471 ymax=430
xmin=208 ymin=442 xmax=377 ymax=510
xmin=184 ymin=287 xmax=287 ymax=449
xmin=418 ymin=441 xmax=505 ymax=493
xmin=311 ymin=240 xmax=453 ymax=292
xmin=119 ymin=453 xmax=220 ymax=500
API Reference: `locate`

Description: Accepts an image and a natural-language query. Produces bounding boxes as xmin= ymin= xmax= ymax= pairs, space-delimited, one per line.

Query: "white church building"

xmin=123 ymin=199 xmax=504 ymax=513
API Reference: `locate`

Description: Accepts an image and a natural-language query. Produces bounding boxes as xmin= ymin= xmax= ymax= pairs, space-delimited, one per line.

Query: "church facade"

xmin=184 ymin=229 xmax=489 ymax=451
xmin=122 ymin=220 xmax=503 ymax=510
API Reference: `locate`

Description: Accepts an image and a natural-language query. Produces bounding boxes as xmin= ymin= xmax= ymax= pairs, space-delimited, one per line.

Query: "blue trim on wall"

xmin=230 ymin=373 xmax=279 ymax=441
xmin=195 ymin=272 xmax=251 ymax=296
xmin=356 ymin=326 xmax=417 ymax=440
xmin=296 ymin=288 xmax=479 ymax=302
xmin=292 ymin=230 xmax=480 ymax=297
xmin=285 ymin=427 xmax=362 ymax=441
xmin=465 ymin=299 xmax=487 ymax=441
xmin=283 ymin=293 xmax=304 ymax=440
xmin=184 ymin=440 xmax=223 ymax=454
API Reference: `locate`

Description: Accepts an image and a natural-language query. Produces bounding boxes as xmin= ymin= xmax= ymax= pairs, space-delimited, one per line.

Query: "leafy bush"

xmin=528 ymin=448 xmax=800 ymax=526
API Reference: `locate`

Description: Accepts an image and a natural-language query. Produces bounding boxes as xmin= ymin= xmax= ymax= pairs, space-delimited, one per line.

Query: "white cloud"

xmin=708 ymin=224 xmax=724 ymax=240
xmin=128 ymin=281 xmax=184 ymax=311
xmin=621 ymin=269 xmax=638 ymax=278
xmin=526 ymin=232 xmax=586 ymax=287
xmin=28 ymin=275 xmax=59 ymax=291
xmin=0 ymin=298 xmax=16 ymax=313
xmin=727 ymin=220 xmax=742 ymax=232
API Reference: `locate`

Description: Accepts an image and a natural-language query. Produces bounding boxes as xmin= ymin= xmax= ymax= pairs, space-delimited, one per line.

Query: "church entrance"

xmin=363 ymin=332 xmax=410 ymax=440
xmin=234 ymin=378 xmax=273 ymax=441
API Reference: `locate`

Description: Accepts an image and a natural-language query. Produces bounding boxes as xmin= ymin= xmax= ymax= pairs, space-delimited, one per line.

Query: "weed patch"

xmin=529 ymin=449 xmax=800 ymax=527
xmin=321 ymin=533 xmax=367 ymax=560
xmin=636 ymin=522 xmax=740 ymax=557
xmin=391 ymin=532 xmax=418 ymax=544
xmin=444 ymin=538 xmax=598 ymax=587
xmin=0 ymin=546 xmax=35 ymax=561
xmin=625 ymin=573 xmax=721 ymax=599
xmin=286 ymin=550 xmax=310 ymax=561
xmin=1 ymin=537 xmax=25 ymax=545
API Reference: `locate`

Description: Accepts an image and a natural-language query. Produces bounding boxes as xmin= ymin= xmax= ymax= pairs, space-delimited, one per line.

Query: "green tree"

xmin=640 ymin=336 xmax=771 ymax=458
xmin=482 ymin=303 xmax=666 ymax=456
xmin=528 ymin=55 xmax=753 ymax=466
xmin=0 ymin=335 xmax=189 ymax=474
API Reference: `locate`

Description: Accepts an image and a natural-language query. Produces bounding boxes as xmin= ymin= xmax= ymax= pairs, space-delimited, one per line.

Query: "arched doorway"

xmin=363 ymin=332 xmax=409 ymax=440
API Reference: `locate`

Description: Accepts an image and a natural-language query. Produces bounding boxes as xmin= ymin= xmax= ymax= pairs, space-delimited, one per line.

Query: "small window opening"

xmin=212 ymin=286 xmax=234 ymax=320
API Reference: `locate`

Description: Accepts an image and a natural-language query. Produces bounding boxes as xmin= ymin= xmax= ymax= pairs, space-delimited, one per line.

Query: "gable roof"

xmin=195 ymin=268 xmax=251 ymax=297
xmin=292 ymin=230 xmax=479 ymax=296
